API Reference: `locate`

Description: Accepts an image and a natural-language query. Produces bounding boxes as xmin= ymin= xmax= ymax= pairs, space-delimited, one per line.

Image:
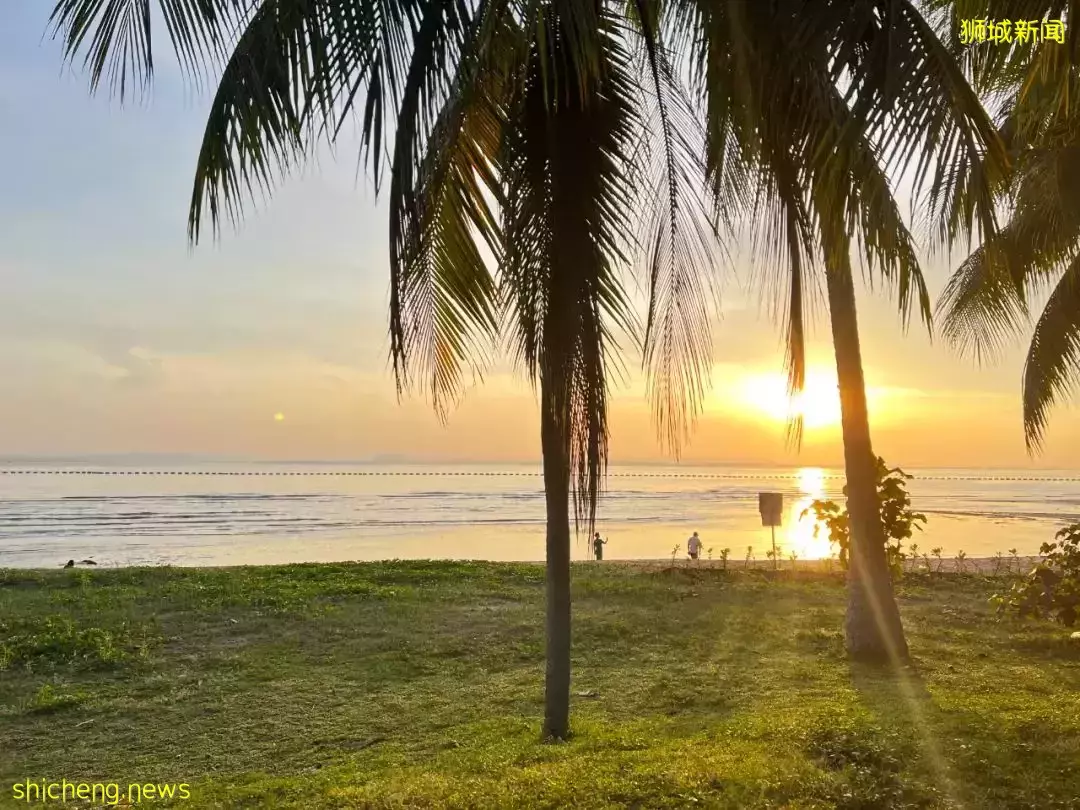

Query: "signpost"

xmin=758 ymin=492 xmax=784 ymax=570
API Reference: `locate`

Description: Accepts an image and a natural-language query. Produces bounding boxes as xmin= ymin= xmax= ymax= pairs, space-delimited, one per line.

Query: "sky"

xmin=1 ymin=6 xmax=1076 ymax=468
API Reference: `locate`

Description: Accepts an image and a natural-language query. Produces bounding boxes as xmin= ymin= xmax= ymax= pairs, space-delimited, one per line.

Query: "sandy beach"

xmin=569 ymin=556 xmax=1043 ymax=575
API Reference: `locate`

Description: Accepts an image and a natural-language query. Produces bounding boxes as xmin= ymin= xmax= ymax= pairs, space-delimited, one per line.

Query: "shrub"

xmin=802 ymin=457 xmax=926 ymax=580
xmin=992 ymin=524 xmax=1080 ymax=627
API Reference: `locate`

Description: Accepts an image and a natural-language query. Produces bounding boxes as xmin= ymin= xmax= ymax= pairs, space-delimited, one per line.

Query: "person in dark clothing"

xmin=592 ymin=532 xmax=607 ymax=561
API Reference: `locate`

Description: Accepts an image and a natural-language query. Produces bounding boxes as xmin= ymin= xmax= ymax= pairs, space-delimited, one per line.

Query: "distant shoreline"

xmin=574 ymin=557 xmax=1041 ymax=575
xmin=4 ymin=556 xmax=1042 ymax=575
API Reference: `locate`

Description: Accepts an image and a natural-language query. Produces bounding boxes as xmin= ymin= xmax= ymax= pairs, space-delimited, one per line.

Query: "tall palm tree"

xmin=48 ymin=0 xmax=1004 ymax=735
xmin=937 ymin=2 xmax=1080 ymax=451
xmin=684 ymin=1 xmax=1006 ymax=660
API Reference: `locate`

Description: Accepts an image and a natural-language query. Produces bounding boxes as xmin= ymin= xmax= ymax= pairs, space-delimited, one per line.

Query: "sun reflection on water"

xmin=785 ymin=467 xmax=835 ymax=560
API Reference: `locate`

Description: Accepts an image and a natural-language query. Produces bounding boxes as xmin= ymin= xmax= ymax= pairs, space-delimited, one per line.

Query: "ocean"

xmin=2 ymin=459 xmax=1078 ymax=568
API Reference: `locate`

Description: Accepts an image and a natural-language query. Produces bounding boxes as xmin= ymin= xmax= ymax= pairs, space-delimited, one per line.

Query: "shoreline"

xmin=2 ymin=555 xmax=1042 ymax=575
xmin=578 ymin=556 xmax=1042 ymax=574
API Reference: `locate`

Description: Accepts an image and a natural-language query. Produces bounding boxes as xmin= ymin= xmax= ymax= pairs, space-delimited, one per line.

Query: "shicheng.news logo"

xmin=11 ymin=779 xmax=191 ymax=805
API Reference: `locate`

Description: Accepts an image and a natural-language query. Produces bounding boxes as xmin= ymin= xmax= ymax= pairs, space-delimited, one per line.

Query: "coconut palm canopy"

xmin=50 ymin=0 xmax=1003 ymax=523
xmin=936 ymin=0 xmax=1080 ymax=452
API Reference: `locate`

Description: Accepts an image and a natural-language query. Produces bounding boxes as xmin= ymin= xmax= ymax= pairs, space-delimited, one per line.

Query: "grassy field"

xmin=1 ymin=562 xmax=1078 ymax=809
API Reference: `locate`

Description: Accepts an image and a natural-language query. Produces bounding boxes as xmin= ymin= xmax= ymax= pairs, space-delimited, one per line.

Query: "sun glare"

xmin=737 ymin=370 xmax=841 ymax=429
xmin=786 ymin=467 xmax=834 ymax=560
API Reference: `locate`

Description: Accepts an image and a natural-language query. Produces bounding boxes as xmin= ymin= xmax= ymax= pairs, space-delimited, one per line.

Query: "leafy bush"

xmin=992 ymin=524 xmax=1080 ymax=627
xmin=802 ymin=457 xmax=927 ymax=579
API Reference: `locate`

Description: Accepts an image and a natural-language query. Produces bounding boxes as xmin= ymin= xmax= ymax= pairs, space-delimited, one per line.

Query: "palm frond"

xmin=842 ymin=0 xmax=1007 ymax=253
xmin=680 ymin=0 xmax=816 ymax=436
xmin=935 ymin=6 xmax=1080 ymax=449
xmin=937 ymin=242 xmax=1031 ymax=363
xmin=389 ymin=0 xmax=510 ymax=414
xmin=629 ymin=0 xmax=720 ymax=456
xmin=939 ymin=141 xmax=1080 ymax=361
xmin=500 ymin=4 xmax=637 ymax=530
xmin=929 ymin=1 xmax=1080 ymax=96
xmin=187 ymin=0 xmax=323 ymax=239
xmin=684 ymin=0 xmax=935 ymax=442
xmin=49 ymin=0 xmax=239 ymax=99
xmin=188 ymin=0 xmax=424 ymax=241
xmin=811 ymin=57 xmax=931 ymax=332
xmin=1022 ymin=252 xmax=1080 ymax=450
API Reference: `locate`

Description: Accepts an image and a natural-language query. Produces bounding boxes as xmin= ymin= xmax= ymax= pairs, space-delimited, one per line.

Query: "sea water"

xmin=2 ymin=458 xmax=1078 ymax=568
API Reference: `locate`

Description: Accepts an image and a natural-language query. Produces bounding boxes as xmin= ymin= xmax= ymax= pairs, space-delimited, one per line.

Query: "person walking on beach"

xmin=687 ymin=531 xmax=702 ymax=561
xmin=592 ymin=532 xmax=607 ymax=561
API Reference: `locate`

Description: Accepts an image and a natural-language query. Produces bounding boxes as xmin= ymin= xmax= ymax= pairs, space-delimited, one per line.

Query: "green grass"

xmin=1 ymin=562 xmax=1078 ymax=808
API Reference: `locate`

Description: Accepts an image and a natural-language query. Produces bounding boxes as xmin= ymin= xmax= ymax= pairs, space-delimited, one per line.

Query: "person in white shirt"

xmin=687 ymin=531 xmax=702 ymax=561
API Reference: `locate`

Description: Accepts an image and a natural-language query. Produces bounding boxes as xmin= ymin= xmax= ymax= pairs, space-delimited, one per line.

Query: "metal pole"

xmin=771 ymin=525 xmax=777 ymax=570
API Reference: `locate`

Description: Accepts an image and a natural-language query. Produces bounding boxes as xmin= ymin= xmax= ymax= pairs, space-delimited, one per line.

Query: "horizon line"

xmin=0 ymin=453 xmax=1076 ymax=472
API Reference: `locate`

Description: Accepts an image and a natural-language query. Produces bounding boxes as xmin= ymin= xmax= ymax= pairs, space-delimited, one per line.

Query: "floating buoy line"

xmin=0 ymin=470 xmax=1076 ymax=483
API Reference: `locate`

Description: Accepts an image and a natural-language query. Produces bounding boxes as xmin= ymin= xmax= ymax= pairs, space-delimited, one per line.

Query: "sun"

xmin=736 ymin=369 xmax=841 ymax=428
xmin=273 ymin=412 xmax=285 ymax=422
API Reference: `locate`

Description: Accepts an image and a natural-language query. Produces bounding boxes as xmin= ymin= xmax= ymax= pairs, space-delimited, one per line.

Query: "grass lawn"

xmin=1 ymin=561 xmax=1078 ymax=809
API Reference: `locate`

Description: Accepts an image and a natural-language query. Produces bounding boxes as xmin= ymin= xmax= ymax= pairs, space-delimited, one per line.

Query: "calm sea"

xmin=1 ymin=458 xmax=1078 ymax=568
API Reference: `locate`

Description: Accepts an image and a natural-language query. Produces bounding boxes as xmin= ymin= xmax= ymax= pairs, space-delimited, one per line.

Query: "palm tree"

xmin=48 ymin=0 xmax=1004 ymax=735
xmin=937 ymin=2 xmax=1080 ymax=452
xmin=686 ymin=1 xmax=1005 ymax=661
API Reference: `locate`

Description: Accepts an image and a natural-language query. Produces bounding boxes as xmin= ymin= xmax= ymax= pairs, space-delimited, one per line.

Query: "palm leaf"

xmin=49 ymin=0 xmax=239 ymax=99
xmin=681 ymin=0 xmax=937 ymax=446
xmin=939 ymin=142 xmax=1080 ymax=362
xmin=629 ymin=0 xmax=720 ymax=456
xmin=1023 ymin=253 xmax=1080 ymax=450
xmin=189 ymin=0 xmax=423 ymax=240
xmin=389 ymin=0 xmax=510 ymax=413
xmin=500 ymin=3 xmax=637 ymax=529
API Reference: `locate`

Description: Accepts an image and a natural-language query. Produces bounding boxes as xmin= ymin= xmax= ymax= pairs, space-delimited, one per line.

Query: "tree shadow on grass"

xmin=849 ymin=662 xmax=960 ymax=797
xmin=571 ymin=588 xmax=750 ymax=726
xmin=850 ymin=661 xmax=1080 ymax=810
xmin=1002 ymin=632 xmax=1080 ymax=666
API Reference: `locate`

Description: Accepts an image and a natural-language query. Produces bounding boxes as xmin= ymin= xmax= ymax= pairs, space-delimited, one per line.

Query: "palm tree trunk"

xmin=540 ymin=377 xmax=572 ymax=739
xmin=825 ymin=264 xmax=910 ymax=664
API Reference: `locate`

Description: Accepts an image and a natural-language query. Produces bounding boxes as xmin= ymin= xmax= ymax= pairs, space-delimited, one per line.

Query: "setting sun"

xmin=737 ymin=370 xmax=842 ymax=429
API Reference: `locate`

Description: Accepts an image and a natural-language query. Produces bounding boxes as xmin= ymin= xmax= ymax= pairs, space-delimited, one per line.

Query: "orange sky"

xmin=3 ymin=289 xmax=1074 ymax=468
xmin=1 ymin=7 xmax=1077 ymax=468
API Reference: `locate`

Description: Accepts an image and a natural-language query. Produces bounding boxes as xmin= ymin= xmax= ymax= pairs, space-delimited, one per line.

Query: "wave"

xmin=0 ymin=510 xmax=276 ymax=521
xmin=57 ymin=493 xmax=335 ymax=501
xmin=1 ymin=470 xmax=1074 ymax=549
xmin=924 ymin=508 xmax=1079 ymax=522
xmin=0 ymin=511 xmax=696 ymax=540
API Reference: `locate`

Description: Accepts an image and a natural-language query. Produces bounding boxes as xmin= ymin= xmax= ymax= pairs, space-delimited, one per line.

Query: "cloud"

xmin=0 ymin=260 xmax=391 ymax=382
xmin=62 ymin=327 xmax=164 ymax=387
